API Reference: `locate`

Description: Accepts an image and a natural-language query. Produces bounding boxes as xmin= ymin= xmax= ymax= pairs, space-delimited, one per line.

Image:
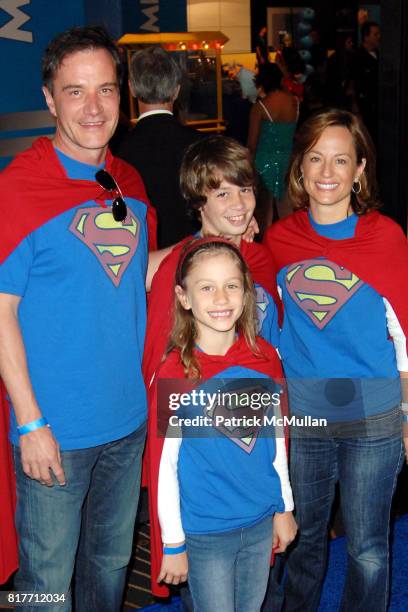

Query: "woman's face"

xmin=301 ymin=126 xmax=366 ymax=221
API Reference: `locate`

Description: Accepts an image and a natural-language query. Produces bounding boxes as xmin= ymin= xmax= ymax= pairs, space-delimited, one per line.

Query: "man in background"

xmin=118 ymin=47 xmax=202 ymax=248
xmin=353 ymin=21 xmax=380 ymax=145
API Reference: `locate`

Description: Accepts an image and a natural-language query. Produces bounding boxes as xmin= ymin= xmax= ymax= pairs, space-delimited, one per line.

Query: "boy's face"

xmin=200 ymin=178 xmax=256 ymax=245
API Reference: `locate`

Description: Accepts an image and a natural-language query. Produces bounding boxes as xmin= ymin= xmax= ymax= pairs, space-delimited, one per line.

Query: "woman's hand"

xmin=157 ymin=549 xmax=188 ymax=585
xmin=273 ymin=511 xmax=298 ymax=553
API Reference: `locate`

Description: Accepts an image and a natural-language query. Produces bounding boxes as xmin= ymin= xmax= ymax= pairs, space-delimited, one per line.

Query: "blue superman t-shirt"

xmin=175 ymin=365 xmax=285 ymax=534
xmin=0 ymin=149 xmax=149 ymax=449
xmin=277 ymin=212 xmax=400 ymax=421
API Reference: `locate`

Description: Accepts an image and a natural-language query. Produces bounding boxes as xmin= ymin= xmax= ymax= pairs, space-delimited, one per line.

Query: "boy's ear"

xmin=175 ymin=285 xmax=191 ymax=310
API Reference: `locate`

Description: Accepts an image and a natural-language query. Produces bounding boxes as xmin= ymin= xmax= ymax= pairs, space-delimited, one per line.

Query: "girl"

xmin=148 ymin=238 xmax=296 ymax=612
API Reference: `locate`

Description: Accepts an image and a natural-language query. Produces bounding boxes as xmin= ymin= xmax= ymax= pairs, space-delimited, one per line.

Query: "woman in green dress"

xmin=248 ymin=63 xmax=299 ymax=225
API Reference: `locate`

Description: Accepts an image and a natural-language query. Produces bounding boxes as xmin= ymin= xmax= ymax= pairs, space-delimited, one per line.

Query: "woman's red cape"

xmin=264 ymin=210 xmax=408 ymax=352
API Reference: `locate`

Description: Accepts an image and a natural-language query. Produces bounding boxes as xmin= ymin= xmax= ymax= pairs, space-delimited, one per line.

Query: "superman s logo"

xmin=285 ymin=259 xmax=363 ymax=329
xmin=69 ymin=208 xmax=139 ymax=287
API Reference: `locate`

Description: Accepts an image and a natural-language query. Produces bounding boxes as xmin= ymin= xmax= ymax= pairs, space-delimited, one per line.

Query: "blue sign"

xmin=85 ymin=0 xmax=187 ymax=38
xmin=0 ymin=0 xmax=187 ymax=169
xmin=0 ymin=0 xmax=85 ymax=168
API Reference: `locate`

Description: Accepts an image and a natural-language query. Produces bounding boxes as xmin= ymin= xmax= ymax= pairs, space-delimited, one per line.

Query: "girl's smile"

xmin=176 ymin=251 xmax=245 ymax=355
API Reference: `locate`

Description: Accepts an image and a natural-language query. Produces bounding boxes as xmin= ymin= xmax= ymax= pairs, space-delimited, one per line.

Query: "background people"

xmin=118 ymin=46 xmax=202 ymax=248
xmin=352 ymin=21 xmax=380 ymax=146
xmin=247 ymin=63 xmax=299 ymax=225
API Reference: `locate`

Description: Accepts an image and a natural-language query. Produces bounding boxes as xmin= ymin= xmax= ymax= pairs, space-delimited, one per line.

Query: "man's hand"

xmin=157 ymin=550 xmax=188 ymax=585
xmin=273 ymin=511 xmax=298 ymax=553
xmin=19 ymin=426 xmax=65 ymax=486
xmin=242 ymin=216 xmax=259 ymax=242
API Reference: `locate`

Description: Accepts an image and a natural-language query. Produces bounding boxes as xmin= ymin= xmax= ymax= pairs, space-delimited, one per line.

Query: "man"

xmin=117 ymin=46 xmax=202 ymax=249
xmin=0 ymin=26 xmax=156 ymax=611
xmin=352 ymin=21 xmax=380 ymax=145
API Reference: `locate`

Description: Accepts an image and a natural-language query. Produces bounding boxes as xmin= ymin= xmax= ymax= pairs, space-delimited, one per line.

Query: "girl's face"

xmin=176 ymin=252 xmax=245 ymax=346
xmin=200 ymin=178 xmax=256 ymax=245
xmin=301 ymin=125 xmax=366 ymax=220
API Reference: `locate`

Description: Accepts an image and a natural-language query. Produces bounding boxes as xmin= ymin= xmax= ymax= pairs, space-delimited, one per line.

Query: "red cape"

xmin=143 ymin=238 xmax=279 ymax=388
xmin=0 ymin=137 xmax=157 ymax=584
xmin=146 ymin=336 xmax=285 ymax=597
xmin=264 ymin=210 xmax=408 ymax=352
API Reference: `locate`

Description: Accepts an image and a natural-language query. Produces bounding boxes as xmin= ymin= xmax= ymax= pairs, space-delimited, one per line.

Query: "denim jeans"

xmin=185 ymin=515 xmax=273 ymax=612
xmin=13 ymin=423 xmax=146 ymax=612
xmin=283 ymin=408 xmax=403 ymax=612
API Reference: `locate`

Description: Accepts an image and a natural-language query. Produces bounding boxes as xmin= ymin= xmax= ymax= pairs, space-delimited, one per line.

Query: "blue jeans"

xmin=186 ymin=515 xmax=273 ymax=612
xmin=13 ymin=423 xmax=146 ymax=612
xmin=283 ymin=410 xmax=403 ymax=612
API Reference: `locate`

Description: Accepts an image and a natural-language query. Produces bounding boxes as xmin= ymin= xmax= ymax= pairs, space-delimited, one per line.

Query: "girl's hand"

xmin=157 ymin=551 xmax=188 ymax=585
xmin=273 ymin=511 xmax=298 ymax=553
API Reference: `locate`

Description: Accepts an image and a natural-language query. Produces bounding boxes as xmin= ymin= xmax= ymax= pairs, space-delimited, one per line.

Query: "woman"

xmin=247 ymin=63 xmax=298 ymax=224
xmin=264 ymin=109 xmax=408 ymax=611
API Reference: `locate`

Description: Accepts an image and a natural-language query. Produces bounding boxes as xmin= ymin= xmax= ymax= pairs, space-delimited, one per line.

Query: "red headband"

xmin=176 ymin=236 xmax=242 ymax=282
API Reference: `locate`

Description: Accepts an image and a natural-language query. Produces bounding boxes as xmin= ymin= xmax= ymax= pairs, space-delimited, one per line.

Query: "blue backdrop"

xmin=0 ymin=0 xmax=187 ymax=168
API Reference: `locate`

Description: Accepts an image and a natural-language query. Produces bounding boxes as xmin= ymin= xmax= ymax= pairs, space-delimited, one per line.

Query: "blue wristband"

xmin=402 ymin=414 xmax=408 ymax=423
xmin=163 ymin=544 xmax=186 ymax=555
xmin=17 ymin=417 xmax=49 ymax=436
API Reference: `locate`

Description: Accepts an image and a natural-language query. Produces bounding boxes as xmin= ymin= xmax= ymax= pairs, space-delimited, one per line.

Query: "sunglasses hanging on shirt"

xmin=95 ymin=169 xmax=128 ymax=222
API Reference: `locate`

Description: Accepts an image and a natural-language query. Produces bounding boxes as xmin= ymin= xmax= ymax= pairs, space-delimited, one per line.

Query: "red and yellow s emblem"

xmin=285 ymin=259 xmax=363 ymax=329
xmin=69 ymin=208 xmax=139 ymax=286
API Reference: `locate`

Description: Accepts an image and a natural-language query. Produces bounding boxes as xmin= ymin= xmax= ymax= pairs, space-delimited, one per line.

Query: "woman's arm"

xmin=384 ymin=298 xmax=408 ymax=460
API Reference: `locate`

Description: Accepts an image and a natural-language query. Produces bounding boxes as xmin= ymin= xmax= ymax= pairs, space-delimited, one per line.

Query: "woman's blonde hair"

xmin=287 ymin=108 xmax=381 ymax=214
xmin=168 ymin=238 xmax=258 ymax=379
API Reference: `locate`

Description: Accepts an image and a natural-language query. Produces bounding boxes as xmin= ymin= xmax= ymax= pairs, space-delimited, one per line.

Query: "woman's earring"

xmin=352 ymin=179 xmax=361 ymax=194
xmin=297 ymin=174 xmax=304 ymax=186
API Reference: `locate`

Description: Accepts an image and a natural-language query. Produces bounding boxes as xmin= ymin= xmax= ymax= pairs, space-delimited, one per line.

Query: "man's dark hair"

xmin=361 ymin=21 xmax=379 ymax=42
xmin=42 ymin=26 xmax=122 ymax=92
xmin=129 ymin=47 xmax=181 ymax=104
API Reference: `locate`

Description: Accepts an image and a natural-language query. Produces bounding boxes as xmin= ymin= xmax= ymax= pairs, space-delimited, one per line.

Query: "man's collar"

xmin=138 ymin=109 xmax=174 ymax=121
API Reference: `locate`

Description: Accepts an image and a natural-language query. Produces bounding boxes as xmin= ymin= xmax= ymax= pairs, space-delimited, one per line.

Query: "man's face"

xmin=365 ymin=26 xmax=380 ymax=51
xmin=43 ymin=48 xmax=120 ymax=165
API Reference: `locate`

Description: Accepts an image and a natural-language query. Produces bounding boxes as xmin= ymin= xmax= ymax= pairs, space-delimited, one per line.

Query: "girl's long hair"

xmin=167 ymin=239 xmax=259 ymax=379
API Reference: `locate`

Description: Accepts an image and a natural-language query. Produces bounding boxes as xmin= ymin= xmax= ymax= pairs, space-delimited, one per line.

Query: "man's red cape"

xmin=0 ymin=137 xmax=157 ymax=584
xmin=146 ymin=336 xmax=285 ymax=597
xmin=143 ymin=238 xmax=279 ymax=388
xmin=264 ymin=210 xmax=408 ymax=353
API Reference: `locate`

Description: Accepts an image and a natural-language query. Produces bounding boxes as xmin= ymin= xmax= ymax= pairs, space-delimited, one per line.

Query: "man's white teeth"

xmin=316 ymin=183 xmax=338 ymax=190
